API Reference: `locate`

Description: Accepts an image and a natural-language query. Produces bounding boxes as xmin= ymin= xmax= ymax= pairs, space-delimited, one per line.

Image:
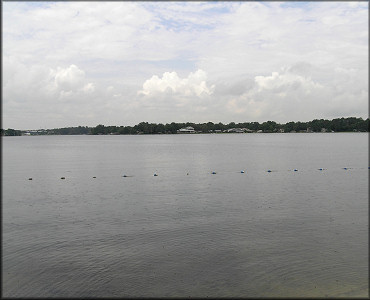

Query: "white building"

xmin=177 ymin=126 xmax=195 ymax=133
xmin=227 ymin=128 xmax=244 ymax=133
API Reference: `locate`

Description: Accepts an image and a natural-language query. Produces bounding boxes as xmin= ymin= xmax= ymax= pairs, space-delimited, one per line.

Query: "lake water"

xmin=2 ymin=133 xmax=368 ymax=297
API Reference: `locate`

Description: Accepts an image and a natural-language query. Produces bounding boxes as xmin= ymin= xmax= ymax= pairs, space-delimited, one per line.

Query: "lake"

xmin=2 ymin=133 xmax=368 ymax=297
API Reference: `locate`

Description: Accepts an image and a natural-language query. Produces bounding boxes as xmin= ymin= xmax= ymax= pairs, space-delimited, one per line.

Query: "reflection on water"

xmin=2 ymin=133 xmax=368 ymax=297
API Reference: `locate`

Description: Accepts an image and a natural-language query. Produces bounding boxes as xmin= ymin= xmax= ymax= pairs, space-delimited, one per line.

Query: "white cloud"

xmin=2 ymin=59 xmax=110 ymax=128
xmin=53 ymin=64 xmax=85 ymax=92
xmin=82 ymin=82 xmax=95 ymax=94
xmin=139 ymin=69 xmax=214 ymax=97
xmin=223 ymin=64 xmax=367 ymax=122
xmin=254 ymin=71 xmax=322 ymax=93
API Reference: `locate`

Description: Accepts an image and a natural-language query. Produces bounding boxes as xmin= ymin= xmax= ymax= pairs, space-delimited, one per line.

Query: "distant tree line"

xmin=1 ymin=126 xmax=90 ymax=136
xmin=90 ymin=117 xmax=368 ymax=134
xmin=1 ymin=117 xmax=369 ymax=136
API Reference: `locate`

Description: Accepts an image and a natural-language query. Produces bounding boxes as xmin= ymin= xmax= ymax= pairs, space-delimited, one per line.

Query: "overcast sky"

xmin=3 ymin=1 xmax=368 ymax=130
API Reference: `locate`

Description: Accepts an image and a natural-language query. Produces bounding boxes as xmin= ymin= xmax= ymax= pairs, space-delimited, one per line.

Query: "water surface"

xmin=2 ymin=133 xmax=368 ymax=297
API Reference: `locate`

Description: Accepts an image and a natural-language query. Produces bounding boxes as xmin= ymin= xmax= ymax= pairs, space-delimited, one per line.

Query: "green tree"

xmin=261 ymin=121 xmax=277 ymax=132
xmin=91 ymin=124 xmax=106 ymax=135
xmin=284 ymin=121 xmax=295 ymax=132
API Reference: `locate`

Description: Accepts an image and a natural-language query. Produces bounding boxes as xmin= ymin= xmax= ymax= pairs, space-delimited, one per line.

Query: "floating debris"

xmin=19 ymin=166 xmax=366 ymax=181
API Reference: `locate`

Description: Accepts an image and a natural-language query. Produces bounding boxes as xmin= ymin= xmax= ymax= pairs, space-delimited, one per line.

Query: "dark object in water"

xmin=28 ymin=178 xmax=32 ymax=180
xmin=267 ymin=170 xmax=272 ymax=172
xmin=93 ymin=176 xmax=96 ymax=178
xmin=61 ymin=177 xmax=65 ymax=179
xmin=154 ymin=173 xmax=158 ymax=176
xmin=211 ymin=171 xmax=216 ymax=174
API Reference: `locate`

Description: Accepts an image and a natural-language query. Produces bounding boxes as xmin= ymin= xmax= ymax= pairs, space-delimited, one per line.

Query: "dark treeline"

xmin=1 ymin=117 xmax=369 ymax=136
xmin=1 ymin=128 xmax=23 ymax=136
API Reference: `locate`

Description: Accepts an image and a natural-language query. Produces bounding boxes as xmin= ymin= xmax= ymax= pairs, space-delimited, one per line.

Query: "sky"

xmin=2 ymin=1 xmax=369 ymax=130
